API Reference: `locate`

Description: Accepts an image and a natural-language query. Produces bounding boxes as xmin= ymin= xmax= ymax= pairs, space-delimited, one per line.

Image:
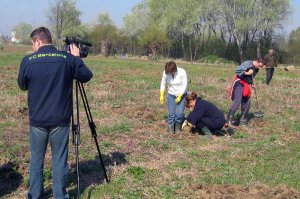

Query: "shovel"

xmin=253 ymin=87 xmax=264 ymax=118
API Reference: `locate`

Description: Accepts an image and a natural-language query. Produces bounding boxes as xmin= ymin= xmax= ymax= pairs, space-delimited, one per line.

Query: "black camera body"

xmin=63 ymin=36 xmax=92 ymax=58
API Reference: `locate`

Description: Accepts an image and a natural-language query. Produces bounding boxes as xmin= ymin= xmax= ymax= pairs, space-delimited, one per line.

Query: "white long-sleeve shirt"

xmin=160 ymin=67 xmax=188 ymax=96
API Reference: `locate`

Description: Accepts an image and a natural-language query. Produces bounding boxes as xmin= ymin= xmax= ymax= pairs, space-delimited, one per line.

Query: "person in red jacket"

xmin=227 ymin=58 xmax=265 ymax=126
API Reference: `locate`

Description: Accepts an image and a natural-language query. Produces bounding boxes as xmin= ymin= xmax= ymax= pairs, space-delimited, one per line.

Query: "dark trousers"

xmin=230 ymin=84 xmax=251 ymax=114
xmin=196 ymin=119 xmax=225 ymax=131
xmin=266 ymin=68 xmax=275 ymax=85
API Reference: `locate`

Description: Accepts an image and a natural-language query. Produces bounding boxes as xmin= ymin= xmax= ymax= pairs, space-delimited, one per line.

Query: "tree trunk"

xmin=149 ymin=43 xmax=160 ymax=60
xmin=193 ymin=32 xmax=201 ymax=61
xmin=101 ymin=39 xmax=112 ymax=57
xmin=232 ymin=29 xmax=243 ymax=63
xmin=189 ymin=36 xmax=193 ymax=62
xmin=257 ymin=39 xmax=261 ymax=58
xmin=181 ymin=31 xmax=186 ymax=60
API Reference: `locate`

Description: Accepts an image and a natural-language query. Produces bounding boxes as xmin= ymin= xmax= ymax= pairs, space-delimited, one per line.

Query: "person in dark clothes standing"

xmin=264 ymin=48 xmax=277 ymax=85
xmin=184 ymin=92 xmax=226 ymax=137
xmin=227 ymin=58 xmax=265 ymax=126
xmin=18 ymin=27 xmax=93 ymax=199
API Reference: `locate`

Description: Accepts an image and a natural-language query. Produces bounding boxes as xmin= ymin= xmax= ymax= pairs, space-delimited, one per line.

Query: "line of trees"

xmin=125 ymin=0 xmax=291 ymax=63
xmin=8 ymin=0 xmax=300 ymax=64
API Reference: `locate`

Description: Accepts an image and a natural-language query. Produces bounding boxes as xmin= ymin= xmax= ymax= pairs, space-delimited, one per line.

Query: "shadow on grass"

xmin=68 ymin=151 xmax=128 ymax=198
xmin=0 ymin=162 xmax=23 ymax=197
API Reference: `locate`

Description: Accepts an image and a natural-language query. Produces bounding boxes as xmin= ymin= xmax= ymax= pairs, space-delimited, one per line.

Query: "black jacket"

xmin=18 ymin=45 xmax=93 ymax=127
xmin=187 ymin=98 xmax=226 ymax=130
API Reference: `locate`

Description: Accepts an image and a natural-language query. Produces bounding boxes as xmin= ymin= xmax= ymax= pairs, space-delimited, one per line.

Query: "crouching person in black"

xmin=184 ymin=92 xmax=226 ymax=138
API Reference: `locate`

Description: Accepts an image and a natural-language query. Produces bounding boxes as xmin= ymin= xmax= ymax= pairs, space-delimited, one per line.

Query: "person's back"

xmin=19 ymin=45 xmax=92 ymax=126
xmin=18 ymin=27 xmax=93 ymax=199
xmin=193 ymin=98 xmax=225 ymax=123
xmin=235 ymin=60 xmax=259 ymax=84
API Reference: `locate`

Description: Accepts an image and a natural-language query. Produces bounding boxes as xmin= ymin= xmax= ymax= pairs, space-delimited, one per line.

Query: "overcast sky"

xmin=0 ymin=0 xmax=299 ymax=37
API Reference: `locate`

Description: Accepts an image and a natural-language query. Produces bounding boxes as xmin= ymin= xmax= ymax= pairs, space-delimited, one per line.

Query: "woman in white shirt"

xmin=160 ymin=61 xmax=188 ymax=133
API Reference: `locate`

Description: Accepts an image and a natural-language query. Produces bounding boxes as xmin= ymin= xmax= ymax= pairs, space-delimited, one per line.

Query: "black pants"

xmin=266 ymin=68 xmax=275 ymax=85
xmin=230 ymin=84 xmax=251 ymax=114
xmin=196 ymin=117 xmax=226 ymax=131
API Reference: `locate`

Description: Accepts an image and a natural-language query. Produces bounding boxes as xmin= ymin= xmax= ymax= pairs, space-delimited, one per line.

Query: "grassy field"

xmin=0 ymin=44 xmax=299 ymax=198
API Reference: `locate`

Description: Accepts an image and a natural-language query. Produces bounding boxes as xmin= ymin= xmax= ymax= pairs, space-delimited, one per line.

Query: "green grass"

xmin=0 ymin=45 xmax=300 ymax=198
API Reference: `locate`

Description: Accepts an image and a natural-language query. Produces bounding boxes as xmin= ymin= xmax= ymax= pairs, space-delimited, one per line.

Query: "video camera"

xmin=63 ymin=36 xmax=92 ymax=58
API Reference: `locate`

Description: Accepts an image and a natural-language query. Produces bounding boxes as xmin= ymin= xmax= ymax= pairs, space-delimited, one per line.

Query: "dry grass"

xmin=0 ymin=45 xmax=300 ymax=198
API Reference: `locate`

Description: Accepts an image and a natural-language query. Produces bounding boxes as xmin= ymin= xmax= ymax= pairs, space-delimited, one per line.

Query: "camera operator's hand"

xmin=70 ymin=44 xmax=80 ymax=57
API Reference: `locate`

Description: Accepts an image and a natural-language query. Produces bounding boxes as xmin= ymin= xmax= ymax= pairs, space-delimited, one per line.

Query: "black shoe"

xmin=227 ymin=110 xmax=236 ymax=126
xmin=213 ymin=129 xmax=225 ymax=136
xmin=226 ymin=127 xmax=235 ymax=136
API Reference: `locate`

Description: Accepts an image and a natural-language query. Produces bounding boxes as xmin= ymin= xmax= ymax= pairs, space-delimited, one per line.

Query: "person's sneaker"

xmin=227 ymin=116 xmax=237 ymax=126
xmin=240 ymin=119 xmax=247 ymax=126
xmin=226 ymin=127 xmax=235 ymax=136
xmin=213 ymin=129 xmax=225 ymax=136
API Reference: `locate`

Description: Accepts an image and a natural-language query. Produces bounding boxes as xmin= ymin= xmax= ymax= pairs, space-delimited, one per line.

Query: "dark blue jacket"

xmin=187 ymin=98 xmax=226 ymax=130
xmin=18 ymin=45 xmax=93 ymax=127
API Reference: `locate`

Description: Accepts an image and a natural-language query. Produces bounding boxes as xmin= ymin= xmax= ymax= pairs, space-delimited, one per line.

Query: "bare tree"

xmin=47 ymin=0 xmax=81 ymax=49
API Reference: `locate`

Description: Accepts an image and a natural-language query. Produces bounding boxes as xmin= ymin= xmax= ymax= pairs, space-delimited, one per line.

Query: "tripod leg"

xmin=72 ymin=81 xmax=81 ymax=198
xmin=77 ymin=82 xmax=110 ymax=183
xmin=73 ymin=126 xmax=81 ymax=199
xmin=93 ymin=136 xmax=109 ymax=183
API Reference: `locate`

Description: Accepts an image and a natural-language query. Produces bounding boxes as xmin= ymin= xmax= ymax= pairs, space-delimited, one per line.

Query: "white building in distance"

xmin=11 ymin=31 xmax=20 ymax=43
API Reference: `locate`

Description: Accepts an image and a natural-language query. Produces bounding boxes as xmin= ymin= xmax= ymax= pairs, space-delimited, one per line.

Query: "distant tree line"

xmin=8 ymin=0 xmax=300 ymax=65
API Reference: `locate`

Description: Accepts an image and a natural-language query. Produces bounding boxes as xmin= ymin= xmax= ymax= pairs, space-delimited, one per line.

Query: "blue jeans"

xmin=28 ymin=125 xmax=69 ymax=199
xmin=167 ymin=93 xmax=186 ymax=125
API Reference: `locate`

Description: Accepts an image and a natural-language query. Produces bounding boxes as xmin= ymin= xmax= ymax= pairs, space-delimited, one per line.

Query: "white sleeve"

xmin=160 ymin=71 xmax=166 ymax=92
xmin=179 ymin=69 xmax=188 ymax=94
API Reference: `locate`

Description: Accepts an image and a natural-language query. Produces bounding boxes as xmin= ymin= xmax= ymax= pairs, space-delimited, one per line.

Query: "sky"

xmin=0 ymin=0 xmax=299 ymax=37
xmin=0 ymin=0 xmax=141 ymax=35
xmin=287 ymin=0 xmax=300 ymax=34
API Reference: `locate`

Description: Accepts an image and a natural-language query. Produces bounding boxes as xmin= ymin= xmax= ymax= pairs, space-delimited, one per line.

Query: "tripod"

xmin=72 ymin=81 xmax=109 ymax=198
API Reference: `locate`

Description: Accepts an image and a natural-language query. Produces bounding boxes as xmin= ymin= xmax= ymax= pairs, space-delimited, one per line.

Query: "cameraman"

xmin=18 ymin=27 xmax=93 ymax=199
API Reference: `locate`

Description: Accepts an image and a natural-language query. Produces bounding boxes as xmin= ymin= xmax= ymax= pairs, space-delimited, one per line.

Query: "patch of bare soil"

xmin=183 ymin=183 xmax=300 ymax=199
xmin=1 ymin=44 xmax=31 ymax=53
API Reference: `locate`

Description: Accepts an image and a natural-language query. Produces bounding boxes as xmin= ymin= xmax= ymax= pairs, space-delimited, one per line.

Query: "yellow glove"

xmin=182 ymin=120 xmax=193 ymax=129
xmin=160 ymin=91 xmax=164 ymax=104
xmin=182 ymin=120 xmax=188 ymax=129
xmin=175 ymin=94 xmax=183 ymax=103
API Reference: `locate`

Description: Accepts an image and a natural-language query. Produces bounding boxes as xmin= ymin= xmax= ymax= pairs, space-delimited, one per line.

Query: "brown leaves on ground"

xmin=183 ymin=183 xmax=300 ymax=199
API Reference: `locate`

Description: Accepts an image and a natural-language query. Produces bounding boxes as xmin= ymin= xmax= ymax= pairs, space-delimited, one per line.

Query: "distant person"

xmin=264 ymin=48 xmax=277 ymax=85
xmin=120 ymin=48 xmax=126 ymax=59
xmin=160 ymin=61 xmax=188 ymax=133
xmin=227 ymin=58 xmax=266 ymax=126
xmin=184 ymin=92 xmax=226 ymax=137
xmin=18 ymin=27 xmax=93 ymax=198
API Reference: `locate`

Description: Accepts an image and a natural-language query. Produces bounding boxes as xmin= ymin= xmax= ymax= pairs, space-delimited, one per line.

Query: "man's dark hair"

xmin=257 ymin=57 xmax=266 ymax=65
xmin=165 ymin=61 xmax=177 ymax=77
xmin=30 ymin=27 xmax=52 ymax=44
